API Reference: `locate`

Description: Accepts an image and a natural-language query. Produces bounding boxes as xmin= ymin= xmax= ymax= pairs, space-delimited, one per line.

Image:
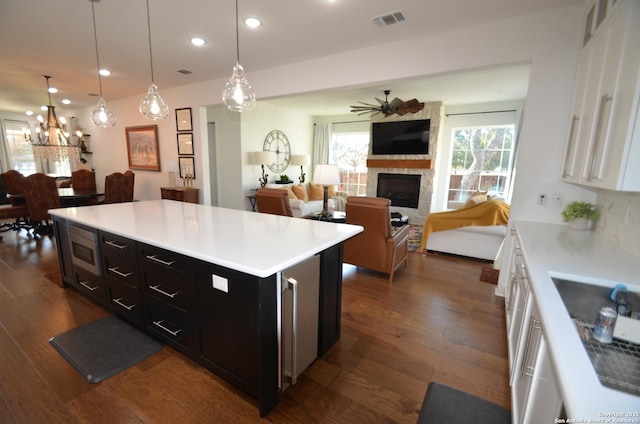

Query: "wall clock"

xmin=263 ymin=129 xmax=291 ymax=173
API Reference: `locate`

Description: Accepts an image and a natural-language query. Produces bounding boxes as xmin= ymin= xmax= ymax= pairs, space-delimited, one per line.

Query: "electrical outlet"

xmin=537 ymin=193 xmax=546 ymax=206
xmin=212 ymin=275 xmax=229 ymax=293
xmin=551 ymin=193 xmax=563 ymax=207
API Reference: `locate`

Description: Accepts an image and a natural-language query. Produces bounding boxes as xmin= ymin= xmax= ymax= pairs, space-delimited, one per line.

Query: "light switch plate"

xmin=212 ymin=275 xmax=229 ymax=293
xmin=613 ymin=315 xmax=640 ymax=345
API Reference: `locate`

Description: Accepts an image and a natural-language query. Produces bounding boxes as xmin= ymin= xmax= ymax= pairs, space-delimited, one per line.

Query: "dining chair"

xmin=21 ymin=173 xmax=61 ymax=237
xmin=103 ymin=172 xmax=134 ymax=204
xmin=71 ymin=169 xmax=97 ymax=191
xmin=124 ymin=170 xmax=135 ymax=201
xmin=2 ymin=170 xmax=26 ymax=206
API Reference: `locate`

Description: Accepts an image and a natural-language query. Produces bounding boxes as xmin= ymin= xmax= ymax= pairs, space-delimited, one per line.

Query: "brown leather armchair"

xmin=255 ymin=187 xmax=293 ymax=217
xmin=344 ymin=196 xmax=410 ymax=282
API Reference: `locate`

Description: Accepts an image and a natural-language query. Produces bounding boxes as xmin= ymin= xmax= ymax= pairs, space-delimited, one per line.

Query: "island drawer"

xmin=73 ymin=267 xmax=107 ymax=306
xmin=103 ymin=251 xmax=140 ymax=289
xmin=138 ymin=243 xmax=194 ymax=276
xmin=142 ymin=266 xmax=195 ymax=315
xmin=145 ymin=296 xmax=195 ymax=357
xmin=106 ymin=278 xmax=144 ymax=327
xmin=99 ymin=231 xmax=137 ymax=257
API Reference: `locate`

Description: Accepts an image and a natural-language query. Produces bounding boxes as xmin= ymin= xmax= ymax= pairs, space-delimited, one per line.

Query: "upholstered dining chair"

xmin=2 ymin=170 xmax=26 ymax=206
xmin=255 ymin=187 xmax=294 ymax=217
xmin=71 ymin=169 xmax=97 ymax=191
xmin=21 ymin=173 xmax=61 ymax=237
xmin=103 ymin=172 xmax=134 ymax=204
xmin=0 ymin=172 xmax=29 ymax=241
xmin=124 ymin=170 xmax=135 ymax=201
xmin=343 ymin=196 xmax=410 ymax=282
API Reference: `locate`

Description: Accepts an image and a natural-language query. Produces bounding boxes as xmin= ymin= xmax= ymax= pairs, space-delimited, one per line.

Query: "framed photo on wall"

xmin=175 ymin=107 xmax=193 ymax=132
xmin=125 ymin=125 xmax=161 ymax=171
xmin=177 ymin=132 xmax=194 ymax=155
xmin=179 ymin=156 xmax=195 ymax=179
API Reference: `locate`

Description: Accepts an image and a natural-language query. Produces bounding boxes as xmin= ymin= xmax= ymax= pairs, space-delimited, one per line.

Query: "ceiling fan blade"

xmin=388 ymin=98 xmax=406 ymax=109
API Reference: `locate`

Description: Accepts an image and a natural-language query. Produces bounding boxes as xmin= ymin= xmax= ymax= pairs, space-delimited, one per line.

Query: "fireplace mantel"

xmin=366 ymin=159 xmax=432 ymax=169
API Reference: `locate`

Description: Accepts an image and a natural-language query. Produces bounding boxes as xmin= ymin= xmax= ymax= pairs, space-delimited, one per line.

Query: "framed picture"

xmin=177 ymin=132 xmax=194 ymax=155
xmin=175 ymin=107 xmax=193 ymax=132
xmin=179 ymin=156 xmax=195 ymax=179
xmin=125 ymin=125 xmax=161 ymax=171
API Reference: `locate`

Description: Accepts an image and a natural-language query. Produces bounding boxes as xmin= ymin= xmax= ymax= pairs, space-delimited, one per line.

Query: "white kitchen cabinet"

xmin=511 ymin=295 xmax=563 ymax=424
xmin=505 ymin=231 xmax=530 ymax=375
xmin=562 ymin=0 xmax=640 ymax=191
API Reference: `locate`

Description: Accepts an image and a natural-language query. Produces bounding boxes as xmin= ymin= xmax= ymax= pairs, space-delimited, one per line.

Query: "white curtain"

xmin=312 ymin=123 xmax=330 ymax=172
xmin=0 ymin=120 xmax=15 ymax=172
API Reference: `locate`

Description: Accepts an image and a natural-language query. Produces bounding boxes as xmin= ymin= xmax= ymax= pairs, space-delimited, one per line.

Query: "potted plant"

xmin=561 ymin=201 xmax=600 ymax=230
xmin=276 ymin=174 xmax=291 ymax=184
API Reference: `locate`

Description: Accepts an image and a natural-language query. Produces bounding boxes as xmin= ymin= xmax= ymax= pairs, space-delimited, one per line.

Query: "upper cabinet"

xmin=562 ymin=0 xmax=640 ymax=192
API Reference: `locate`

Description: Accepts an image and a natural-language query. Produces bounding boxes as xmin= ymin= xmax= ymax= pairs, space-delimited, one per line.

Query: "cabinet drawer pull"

xmin=146 ymin=254 xmax=176 ymax=266
xmin=150 ymin=284 xmax=178 ymax=298
xmin=108 ymin=267 xmax=133 ymax=278
xmin=152 ymin=319 xmax=182 ymax=336
xmin=79 ymin=280 xmax=99 ymax=291
xmin=105 ymin=240 xmax=128 ymax=250
xmin=113 ymin=297 xmax=136 ymax=311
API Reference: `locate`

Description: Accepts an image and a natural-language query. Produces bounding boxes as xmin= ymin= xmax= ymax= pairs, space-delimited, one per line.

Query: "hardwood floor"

xmin=0 ymin=229 xmax=509 ymax=423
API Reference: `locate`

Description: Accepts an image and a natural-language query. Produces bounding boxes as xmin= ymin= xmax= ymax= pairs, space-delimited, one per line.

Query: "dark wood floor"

xmin=0 ymin=229 xmax=510 ymax=423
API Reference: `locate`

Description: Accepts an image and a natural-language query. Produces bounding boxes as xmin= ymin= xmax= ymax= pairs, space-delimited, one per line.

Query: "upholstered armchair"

xmin=343 ymin=196 xmax=410 ymax=282
xmin=255 ymin=187 xmax=294 ymax=217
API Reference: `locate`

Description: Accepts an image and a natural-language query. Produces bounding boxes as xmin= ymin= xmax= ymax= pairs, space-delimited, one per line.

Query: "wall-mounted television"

xmin=371 ymin=119 xmax=430 ymax=155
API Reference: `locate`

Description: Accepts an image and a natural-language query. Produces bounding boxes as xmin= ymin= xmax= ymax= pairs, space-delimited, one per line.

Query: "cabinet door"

xmin=507 ymin=248 xmax=530 ymax=376
xmin=52 ymin=216 xmax=74 ymax=286
xmin=521 ymin=337 xmax=563 ymax=423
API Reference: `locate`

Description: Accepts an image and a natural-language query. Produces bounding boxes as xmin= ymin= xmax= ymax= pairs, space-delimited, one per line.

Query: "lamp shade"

xmin=248 ymin=151 xmax=274 ymax=165
xmin=290 ymin=154 xmax=310 ymax=166
xmin=312 ymin=164 xmax=340 ymax=186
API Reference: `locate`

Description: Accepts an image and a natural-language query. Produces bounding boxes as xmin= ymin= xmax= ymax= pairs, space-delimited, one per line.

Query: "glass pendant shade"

xmin=222 ymin=63 xmax=256 ymax=112
xmin=91 ymin=97 xmax=117 ymax=128
xmin=139 ymin=82 xmax=169 ymax=120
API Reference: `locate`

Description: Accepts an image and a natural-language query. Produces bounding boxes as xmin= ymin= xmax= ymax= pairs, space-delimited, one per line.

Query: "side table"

xmin=160 ymin=187 xmax=200 ymax=204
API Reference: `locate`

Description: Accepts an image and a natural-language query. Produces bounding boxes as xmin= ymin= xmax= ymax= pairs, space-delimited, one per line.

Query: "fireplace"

xmin=376 ymin=173 xmax=421 ymax=208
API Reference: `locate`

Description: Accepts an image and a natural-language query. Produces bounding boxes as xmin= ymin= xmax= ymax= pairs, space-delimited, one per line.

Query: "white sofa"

xmin=264 ymin=183 xmax=345 ymax=218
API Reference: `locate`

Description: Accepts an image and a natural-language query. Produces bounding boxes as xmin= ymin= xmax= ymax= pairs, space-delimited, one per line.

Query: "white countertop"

xmin=514 ymin=220 xmax=640 ymax=418
xmin=50 ymin=200 xmax=363 ymax=278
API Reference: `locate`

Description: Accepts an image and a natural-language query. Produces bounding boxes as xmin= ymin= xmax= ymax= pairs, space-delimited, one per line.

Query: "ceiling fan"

xmin=350 ymin=90 xmax=425 ymax=117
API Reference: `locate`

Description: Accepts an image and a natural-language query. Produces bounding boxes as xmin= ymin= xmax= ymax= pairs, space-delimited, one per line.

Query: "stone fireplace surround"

xmin=365 ymin=102 xmax=444 ymax=225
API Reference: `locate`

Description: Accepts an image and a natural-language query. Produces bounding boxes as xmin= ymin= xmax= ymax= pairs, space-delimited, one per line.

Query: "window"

xmin=448 ymin=124 xmax=515 ymax=202
xmin=4 ymin=120 xmax=36 ymax=175
xmin=329 ymin=121 xmax=369 ymax=196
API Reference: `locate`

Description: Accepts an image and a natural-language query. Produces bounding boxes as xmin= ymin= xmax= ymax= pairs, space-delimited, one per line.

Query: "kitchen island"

xmin=507 ymin=221 xmax=640 ymax=421
xmin=49 ymin=200 xmax=363 ymax=416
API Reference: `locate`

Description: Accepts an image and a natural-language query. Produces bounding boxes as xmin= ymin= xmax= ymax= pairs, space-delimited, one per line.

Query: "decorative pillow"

xmin=328 ymin=185 xmax=336 ymax=197
xmin=277 ymin=185 xmax=297 ymax=200
xmin=464 ymin=193 xmax=488 ymax=208
xmin=292 ymin=184 xmax=308 ymax=201
xmin=307 ymin=182 xmax=325 ymax=201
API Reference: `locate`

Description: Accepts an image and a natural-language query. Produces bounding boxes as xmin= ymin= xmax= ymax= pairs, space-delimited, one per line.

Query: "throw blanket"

xmin=419 ymin=199 xmax=510 ymax=250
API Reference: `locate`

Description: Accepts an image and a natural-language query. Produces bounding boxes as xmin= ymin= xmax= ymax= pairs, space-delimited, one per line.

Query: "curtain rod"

xmin=446 ymin=109 xmax=517 ymax=117
xmin=314 ymin=120 xmax=369 ymax=125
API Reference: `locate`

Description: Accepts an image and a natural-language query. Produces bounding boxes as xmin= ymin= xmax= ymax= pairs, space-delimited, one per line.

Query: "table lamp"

xmin=312 ymin=164 xmax=340 ymax=219
xmin=290 ymin=154 xmax=310 ymax=183
xmin=248 ymin=151 xmax=275 ymax=187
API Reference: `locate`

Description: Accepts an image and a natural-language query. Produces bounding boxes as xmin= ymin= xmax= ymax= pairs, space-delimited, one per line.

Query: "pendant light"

xmin=222 ymin=0 xmax=256 ymax=112
xmin=89 ymin=0 xmax=116 ymax=128
xmin=139 ymin=0 xmax=169 ymax=120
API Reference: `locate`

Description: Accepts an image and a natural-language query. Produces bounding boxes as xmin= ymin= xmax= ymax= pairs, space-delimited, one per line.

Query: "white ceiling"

xmin=0 ymin=0 xmax=582 ymax=116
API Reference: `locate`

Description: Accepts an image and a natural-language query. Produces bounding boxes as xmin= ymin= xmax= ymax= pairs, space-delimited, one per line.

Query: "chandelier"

xmin=24 ymin=75 xmax=82 ymax=163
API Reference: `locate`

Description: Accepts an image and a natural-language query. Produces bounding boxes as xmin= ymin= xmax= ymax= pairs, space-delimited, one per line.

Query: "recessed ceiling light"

xmin=26 ymin=110 xmax=33 ymax=116
xmin=99 ymin=69 xmax=111 ymax=76
xmin=62 ymin=99 xmax=71 ymax=104
xmin=48 ymin=87 xmax=58 ymax=94
xmin=190 ymin=37 xmax=206 ymax=46
xmin=40 ymin=105 xmax=48 ymax=111
xmin=244 ymin=17 xmax=261 ymax=28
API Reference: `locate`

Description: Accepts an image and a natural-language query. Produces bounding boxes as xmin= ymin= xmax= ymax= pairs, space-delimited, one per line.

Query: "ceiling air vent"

xmin=371 ymin=10 xmax=405 ymax=27
xmin=177 ymin=69 xmax=193 ymax=75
